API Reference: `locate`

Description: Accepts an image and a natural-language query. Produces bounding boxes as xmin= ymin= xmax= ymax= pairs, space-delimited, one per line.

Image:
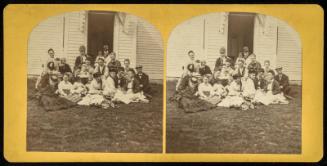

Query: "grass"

xmin=27 ymin=78 xmax=163 ymax=153
xmin=166 ymin=80 xmax=301 ymax=154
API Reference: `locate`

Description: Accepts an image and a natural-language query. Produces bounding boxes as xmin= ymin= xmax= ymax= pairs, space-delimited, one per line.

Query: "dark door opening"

xmin=87 ymin=11 xmax=115 ymax=58
xmin=227 ymin=12 xmax=255 ymax=62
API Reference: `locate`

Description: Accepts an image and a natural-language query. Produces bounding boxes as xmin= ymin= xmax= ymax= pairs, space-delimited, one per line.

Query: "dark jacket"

xmin=274 ymin=74 xmax=289 ymax=89
xmin=122 ymin=78 xmax=141 ymax=93
xmin=214 ymin=56 xmax=232 ymax=71
xmin=135 ymin=72 xmax=150 ymax=93
xmin=58 ymin=64 xmax=72 ymax=74
xmin=266 ymin=80 xmax=281 ymax=95
xmin=199 ymin=65 xmax=212 ymax=76
xmin=74 ymin=55 xmax=92 ymax=70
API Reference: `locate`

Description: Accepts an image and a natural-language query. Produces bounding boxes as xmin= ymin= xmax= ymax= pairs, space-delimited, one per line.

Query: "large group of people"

xmin=172 ymin=46 xmax=292 ymax=112
xmin=35 ymin=44 xmax=152 ymax=111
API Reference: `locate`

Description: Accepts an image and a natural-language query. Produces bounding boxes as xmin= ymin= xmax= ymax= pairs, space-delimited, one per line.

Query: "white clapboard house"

xmin=167 ymin=12 xmax=301 ymax=84
xmin=28 ymin=11 xmax=163 ymax=80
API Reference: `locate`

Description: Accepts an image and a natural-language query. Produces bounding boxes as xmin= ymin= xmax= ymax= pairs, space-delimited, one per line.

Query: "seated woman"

xmin=58 ymin=73 xmax=82 ymax=103
xmin=35 ymin=72 xmax=76 ymax=111
xmin=71 ymin=76 xmax=88 ymax=96
xmin=35 ymin=61 xmax=60 ymax=90
xmin=78 ymin=72 xmax=114 ymax=108
xmin=217 ymin=74 xmax=245 ymax=108
xmin=171 ymin=64 xmax=215 ymax=113
xmin=94 ymin=50 xmax=105 ymax=67
xmin=254 ymin=71 xmax=289 ymax=105
xmin=198 ymin=75 xmax=222 ymax=105
xmin=112 ymin=69 xmax=148 ymax=104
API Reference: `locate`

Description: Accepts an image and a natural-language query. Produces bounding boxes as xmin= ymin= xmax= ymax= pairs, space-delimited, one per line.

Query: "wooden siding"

xmin=115 ymin=14 xmax=137 ymax=68
xmin=63 ymin=11 xmax=87 ymax=69
xmin=253 ymin=15 xmax=278 ymax=68
xmin=167 ymin=15 xmax=205 ymax=77
xmin=136 ymin=19 xmax=163 ymax=80
xmin=276 ymin=20 xmax=302 ymax=81
xmin=167 ymin=13 xmax=228 ymax=77
xmin=28 ymin=15 xmax=64 ymax=75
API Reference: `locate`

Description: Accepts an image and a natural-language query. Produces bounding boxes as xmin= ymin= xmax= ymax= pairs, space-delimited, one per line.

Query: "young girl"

xmin=103 ymin=68 xmax=118 ymax=98
xmin=242 ymin=70 xmax=257 ymax=100
xmin=58 ymin=73 xmax=73 ymax=97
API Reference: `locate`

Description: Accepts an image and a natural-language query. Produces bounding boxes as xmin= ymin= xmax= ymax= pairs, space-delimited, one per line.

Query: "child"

xmin=58 ymin=73 xmax=73 ymax=97
xmin=242 ymin=70 xmax=257 ymax=100
xmin=198 ymin=75 xmax=214 ymax=100
xmin=103 ymin=67 xmax=118 ymax=98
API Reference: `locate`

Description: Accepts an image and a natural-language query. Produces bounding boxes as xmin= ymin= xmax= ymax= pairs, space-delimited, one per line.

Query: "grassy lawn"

xmin=27 ymin=78 xmax=163 ymax=153
xmin=166 ymin=80 xmax=301 ymax=154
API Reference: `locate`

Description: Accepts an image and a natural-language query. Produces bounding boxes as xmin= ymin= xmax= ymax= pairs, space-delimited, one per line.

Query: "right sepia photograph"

xmin=166 ymin=12 xmax=302 ymax=153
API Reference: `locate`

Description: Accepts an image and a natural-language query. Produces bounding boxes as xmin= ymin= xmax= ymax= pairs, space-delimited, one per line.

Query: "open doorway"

xmin=227 ymin=12 xmax=255 ymax=62
xmin=87 ymin=11 xmax=115 ymax=58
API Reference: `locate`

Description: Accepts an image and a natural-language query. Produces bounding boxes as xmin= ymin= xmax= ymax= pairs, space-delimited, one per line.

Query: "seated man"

xmin=198 ymin=59 xmax=212 ymax=77
xmin=214 ymin=47 xmax=232 ymax=72
xmin=274 ymin=66 xmax=292 ymax=98
xmin=94 ymin=58 xmax=108 ymax=79
xmin=58 ymin=57 xmax=72 ymax=75
xmin=247 ymin=54 xmax=262 ymax=74
xmin=135 ymin=65 xmax=151 ymax=95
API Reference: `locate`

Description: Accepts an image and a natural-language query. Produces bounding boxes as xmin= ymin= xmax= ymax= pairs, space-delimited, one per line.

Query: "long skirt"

xmin=39 ymin=94 xmax=76 ymax=111
xmin=113 ymin=90 xmax=149 ymax=104
xmin=217 ymin=95 xmax=245 ymax=108
xmin=254 ymin=91 xmax=289 ymax=105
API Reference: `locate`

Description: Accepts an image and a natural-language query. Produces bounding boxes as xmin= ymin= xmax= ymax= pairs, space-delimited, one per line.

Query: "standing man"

xmin=214 ymin=47 xmax=232 ymax=72
xmin=135 ymin=65 xmax=151 ymax=95
xmin=74 ymin=45 xmax=92 ymax=70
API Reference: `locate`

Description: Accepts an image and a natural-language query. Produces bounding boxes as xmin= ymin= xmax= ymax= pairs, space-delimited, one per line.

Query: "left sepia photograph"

xmin=27 ymin=10 xmax=163 ymax=153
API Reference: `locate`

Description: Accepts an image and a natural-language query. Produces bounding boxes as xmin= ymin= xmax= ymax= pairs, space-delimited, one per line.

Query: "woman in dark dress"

xmin=171 ymin=64 xmax=215 ymax=113
xmin=35 ymin=63 xmax=76 ymax=111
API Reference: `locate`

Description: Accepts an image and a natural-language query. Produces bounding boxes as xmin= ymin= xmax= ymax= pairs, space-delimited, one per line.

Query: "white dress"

xmin=242 ymin=78 xmax=256 ymax=100
xmin=58 ymin=81 xmax=73 ymax=96
xmin=217 ymin=81 xmax=245 ymax=108
xmin=103 ymin=76 xmax=117 ymax=97
xmin=113 ymin=79 xmax=148 ymax=104
xmin=254 ymin=82 xmax=289 ymax=105
xmin=71 ymin=82 xmax=87 ymax=95
xmin=78 ymin=79 xmax=105 ymax=106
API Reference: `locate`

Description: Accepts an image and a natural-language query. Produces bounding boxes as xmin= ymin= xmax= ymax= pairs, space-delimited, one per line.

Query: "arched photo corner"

xmin=27 ymin=10 xmax=164 ymax=153
xmin=166 ymin=12 xmax=302 ymax=154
